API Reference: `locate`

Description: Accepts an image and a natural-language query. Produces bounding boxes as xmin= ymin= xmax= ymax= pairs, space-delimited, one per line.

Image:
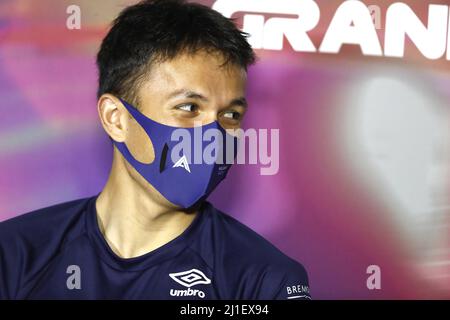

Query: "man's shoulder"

xmin=0 ymin=197 xmax=94 ymax=299
xmin=0 ymin=196 xmax=93 ymax=246
xmin=202 ymin=203 xmax=310 ymax=299
xmin=205 ymin=203 xmax=308 ymax=276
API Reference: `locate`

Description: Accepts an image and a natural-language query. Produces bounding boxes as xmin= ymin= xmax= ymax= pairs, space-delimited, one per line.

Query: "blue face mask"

xmin=113 ymin=99 xmax=237 ymax=208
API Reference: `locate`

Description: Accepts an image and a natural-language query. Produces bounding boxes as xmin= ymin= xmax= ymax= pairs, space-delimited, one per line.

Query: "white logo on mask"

xmin=173 ymin=155 xmax=191 ymax=173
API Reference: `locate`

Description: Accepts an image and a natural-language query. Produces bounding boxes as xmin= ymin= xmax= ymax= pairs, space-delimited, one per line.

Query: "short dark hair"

xmin=96 ymin=0 xmax=256 ymax=106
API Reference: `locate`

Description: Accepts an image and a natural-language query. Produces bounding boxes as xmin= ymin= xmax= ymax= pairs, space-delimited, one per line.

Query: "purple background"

xmin=0 ymin=0 xmax=449 ymax=299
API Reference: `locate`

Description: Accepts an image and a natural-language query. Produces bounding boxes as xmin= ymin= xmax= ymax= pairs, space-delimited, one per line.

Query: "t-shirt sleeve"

xmin=254 ymin=261 xmax=311 ymax=300
xmin=0 ymin=222 xmax=24 ymax=300
xmin=0 ymin=245 xmax=12 ymax=299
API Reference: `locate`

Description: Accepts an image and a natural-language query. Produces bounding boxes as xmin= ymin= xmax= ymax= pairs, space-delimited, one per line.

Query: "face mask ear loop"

xmin=113 ymin=141 xmax=150 ymax=168
xmin=113 ymin=98 xmax=157 ymax=167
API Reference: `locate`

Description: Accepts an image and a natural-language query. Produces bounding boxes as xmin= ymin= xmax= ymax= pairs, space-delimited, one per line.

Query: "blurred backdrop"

xmin=0 ymin=0 xmax=449 ymax=299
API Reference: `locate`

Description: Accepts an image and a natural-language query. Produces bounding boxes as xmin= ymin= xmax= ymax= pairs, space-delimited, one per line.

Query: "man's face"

xmin=121 ymin=50 xmax=248 ymax=206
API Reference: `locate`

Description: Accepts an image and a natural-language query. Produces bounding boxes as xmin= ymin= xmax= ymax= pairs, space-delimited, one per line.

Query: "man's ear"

xmin=97 ymin=94 xmax=128 ymax=142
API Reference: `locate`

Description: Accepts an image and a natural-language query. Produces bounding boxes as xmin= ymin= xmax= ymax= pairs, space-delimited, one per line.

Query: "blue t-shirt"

xmin=0 ymin=196 xmax=310 ymax=300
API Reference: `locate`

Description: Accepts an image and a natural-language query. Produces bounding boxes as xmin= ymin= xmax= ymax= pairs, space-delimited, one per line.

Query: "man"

xmin=0 ymin=0 xmax=310 ymax=299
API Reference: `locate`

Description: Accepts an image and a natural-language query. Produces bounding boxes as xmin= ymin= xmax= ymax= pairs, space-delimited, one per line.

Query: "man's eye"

xmin=222 ymin=111 xmax=241 ymax=120
xmin=176 ymin=103 xmax=198 ymax=112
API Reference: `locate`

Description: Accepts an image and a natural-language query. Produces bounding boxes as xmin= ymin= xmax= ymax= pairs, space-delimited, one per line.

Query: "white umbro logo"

xmin=172 ymin=155 xmax=191 ymax=173
xmin=169 ymin=269 xmax=211 ymax=299
xmin=169 ymin=268 xmax=211 ymax=287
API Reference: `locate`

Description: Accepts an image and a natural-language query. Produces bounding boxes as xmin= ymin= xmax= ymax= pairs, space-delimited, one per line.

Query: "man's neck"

xmin=95 ymin=156 xmax=198 ymax=259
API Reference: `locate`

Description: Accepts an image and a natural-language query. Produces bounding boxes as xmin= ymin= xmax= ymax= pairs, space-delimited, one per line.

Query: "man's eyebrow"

xmin=229 ymin=97 xmax=248 ymax=109
xmin=166 ymin=89 xmax=209 ymax=102
xmin=167 ymin=89 xmax=248 ymax=108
